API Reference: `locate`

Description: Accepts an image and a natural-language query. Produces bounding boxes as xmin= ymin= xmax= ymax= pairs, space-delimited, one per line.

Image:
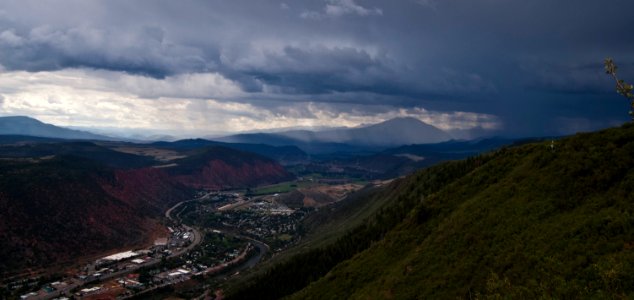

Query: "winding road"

xmin=38 ymin=195 xmax=268 ymax=300
xmin=166 ymin=195 xmax=269 ymax=272
xmin=164 ymin=198 xmax=203 ymax=256
xmin=36 ymin=198 xmax=204 ymax=300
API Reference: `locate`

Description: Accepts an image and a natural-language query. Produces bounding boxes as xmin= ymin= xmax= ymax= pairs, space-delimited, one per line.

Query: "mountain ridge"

xmin=0 ymin=116 xmax=112 ymax=140
xmin=150 ymin=138 xmax=308 ymax=164
xmin=216 ymin=117 xmax=452 ymax=152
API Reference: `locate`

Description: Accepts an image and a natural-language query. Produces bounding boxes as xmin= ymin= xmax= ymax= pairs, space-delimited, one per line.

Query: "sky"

xmin=0 ymin=0 xmax=633 ymax=139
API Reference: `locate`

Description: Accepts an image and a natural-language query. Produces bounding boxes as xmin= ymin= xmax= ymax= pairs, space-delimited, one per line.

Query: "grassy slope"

xmin=289 ymin=124 xmax=634 ymax=299
xmin=298 ymin=183 xmax=401 ymax=249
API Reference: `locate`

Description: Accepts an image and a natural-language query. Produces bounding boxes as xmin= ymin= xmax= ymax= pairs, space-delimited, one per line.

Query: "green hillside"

xmin=230 ymin=123 xmax=634 ymax=299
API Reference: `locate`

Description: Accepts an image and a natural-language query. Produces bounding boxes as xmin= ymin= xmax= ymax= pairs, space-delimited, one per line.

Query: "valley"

xmin=1 ymin=116 xmax=633 ymax=299
xmin=0 ymin=131 xmax=297 ymax=298
xmin=0 ymin=125 xmax=380 ymax=299
xmin=6 ymin=182 xmax=374 ymax=300
xmin=0 ymin=2 xmax=631 ymax=299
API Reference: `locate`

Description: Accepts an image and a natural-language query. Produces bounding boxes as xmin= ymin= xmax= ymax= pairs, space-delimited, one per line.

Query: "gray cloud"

xmin=301 ymin=0 xmax=383 ymax=19
xmin=325 ymin=0 xmax=382 ymax=17
xmin=0 ymin=0 xmax=632 ymax=137
xmin=0 ymin=25 xmax=211 ymax=78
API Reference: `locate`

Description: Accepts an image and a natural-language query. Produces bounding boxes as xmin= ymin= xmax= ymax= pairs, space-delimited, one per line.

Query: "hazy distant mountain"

xmin=217 ymin=117 xmax=451 ymax=151
xmin=319 ymin=117 xmax=451 ymax=146
xmin=0 ymin=116 xmax=111 ymax=140
xmin=150 ymin=138 xmax=309 ymax=164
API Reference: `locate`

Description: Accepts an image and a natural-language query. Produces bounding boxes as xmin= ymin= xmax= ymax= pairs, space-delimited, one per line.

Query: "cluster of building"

xmin=155 ymin=242 xmax=254 ymax=282
xmin=153 ymin=268 xmax=192 ymax=284
xmin=16 ymin=278 xmax=76 ymax=300
xmin=250 ymin=199 xmax=294 ymax=215
xmin=181 ymin=192 xmax=309 ymax=252
xmin=17 ymin=224 xmax=196 ymax=300
xmin=205 ymin=203 xmax=307 ymax=249
xmin=73 ymin=273 xmax=145 ymax=298
xmin=13 ymin=191 xmax=291 ymax=299
xmin=94 ymin=250 xmax=144 ymax=268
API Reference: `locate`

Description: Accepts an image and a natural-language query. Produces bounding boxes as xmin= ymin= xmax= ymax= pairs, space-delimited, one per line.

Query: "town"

xmin=10 ymin=191 xmax=311 ymax=299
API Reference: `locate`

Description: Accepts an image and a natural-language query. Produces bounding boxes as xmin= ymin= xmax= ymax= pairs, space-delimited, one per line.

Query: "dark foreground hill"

xmin=150 ymin=139 xmax=308 ymax=165
xmin=229 ymin=123 xmax=634 ymax=299
xmin=162 ymin=146 xmax=294 ymax=189
xmin=0 ymin=140 xmax=156 ymax=169
xmin=0 ymin=156 xmax=191 ymax=276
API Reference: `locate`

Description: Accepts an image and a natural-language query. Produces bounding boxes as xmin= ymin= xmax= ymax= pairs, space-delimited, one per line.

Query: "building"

xmin=95 ymin=250 xmax=139 ymax=266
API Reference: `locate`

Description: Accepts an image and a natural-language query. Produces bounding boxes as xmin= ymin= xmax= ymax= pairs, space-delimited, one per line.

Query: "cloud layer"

xmin=0 ymin=69 xmax=500 ymax=139
xmin=0 ymin=0 xmax=633 ymax=138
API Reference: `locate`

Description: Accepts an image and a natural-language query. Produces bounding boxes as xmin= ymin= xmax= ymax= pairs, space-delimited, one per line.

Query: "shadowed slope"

xmin=229 ymin=123 xmax=634 ymax=299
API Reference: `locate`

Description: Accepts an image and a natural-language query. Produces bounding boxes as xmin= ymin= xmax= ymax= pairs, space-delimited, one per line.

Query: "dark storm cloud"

xmin=0 ymin=25 xmax=211 ymax=78
xmin=1 ymin=0 xmax=633 ymax=136
xmin=227 ymin=44 xmax=497 ymax=101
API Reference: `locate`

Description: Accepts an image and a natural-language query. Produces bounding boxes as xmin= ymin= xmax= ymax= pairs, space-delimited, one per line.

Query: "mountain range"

xmin=216 ymin=117 xmax=452 ymax=152
xmin=0 ymin=116 xmax=452 ymax=149
xmin=0 ymin=115 xmax=457 ymax=155
xmin=0 ymin=116 xmax=526 ymax=180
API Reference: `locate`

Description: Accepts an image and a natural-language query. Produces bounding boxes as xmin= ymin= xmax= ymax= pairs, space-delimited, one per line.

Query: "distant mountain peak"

xmin=216 ymin=116 xmax=452 ymax=151
xmin=349 ymin=117 xmax=451 ymax=146
xmin=380 ymin=116 xmax=423 ymax=123
xmin=366 ymin=117 xmax=439 ymax=128
xmin=1 ymin=115 xmax=44 ymax=123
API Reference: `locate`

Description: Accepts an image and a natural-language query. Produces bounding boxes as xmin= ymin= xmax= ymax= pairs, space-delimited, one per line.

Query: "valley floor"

xmin=9 ymin=179 xmax=370 ymax=300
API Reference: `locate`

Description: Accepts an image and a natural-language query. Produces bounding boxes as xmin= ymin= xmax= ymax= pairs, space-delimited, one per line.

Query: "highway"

xmin=36 ymin=198 xmax=204 ymax=300
xmin=36 ymin=194 xmax=270 ymax=300
xmin=164 ymin=198 xmax=204 ymax=257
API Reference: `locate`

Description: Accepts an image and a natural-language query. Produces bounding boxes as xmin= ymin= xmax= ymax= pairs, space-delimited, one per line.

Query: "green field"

xmin=248 ymin=181 xmax=310 ymax=196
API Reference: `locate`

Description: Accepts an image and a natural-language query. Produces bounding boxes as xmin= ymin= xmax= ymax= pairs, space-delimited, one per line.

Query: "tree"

xmin=604 ymin=58 xmax=634 ymax=119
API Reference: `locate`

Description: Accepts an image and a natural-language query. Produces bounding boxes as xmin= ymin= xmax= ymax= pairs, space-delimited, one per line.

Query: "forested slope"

xmin=230 ymin=123 xmax=634 ymax=299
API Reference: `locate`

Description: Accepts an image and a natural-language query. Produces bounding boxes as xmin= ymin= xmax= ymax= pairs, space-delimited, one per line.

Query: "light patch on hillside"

xmin=394 ymin=153 xmax=425 ymax=162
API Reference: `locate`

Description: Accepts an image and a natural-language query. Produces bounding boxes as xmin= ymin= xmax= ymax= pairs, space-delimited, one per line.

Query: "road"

xmin=38 ymin=195 xmax=269 ymax=300
xmin=164 ymin=198 xmax=203 ymax=257
xmin=126 ymin=234 xmax=269 ymax=300
xmin=166 ymin=195 xmax=269 ymax=274
xmin=36 ymin=198 xmax=204 ymax=300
